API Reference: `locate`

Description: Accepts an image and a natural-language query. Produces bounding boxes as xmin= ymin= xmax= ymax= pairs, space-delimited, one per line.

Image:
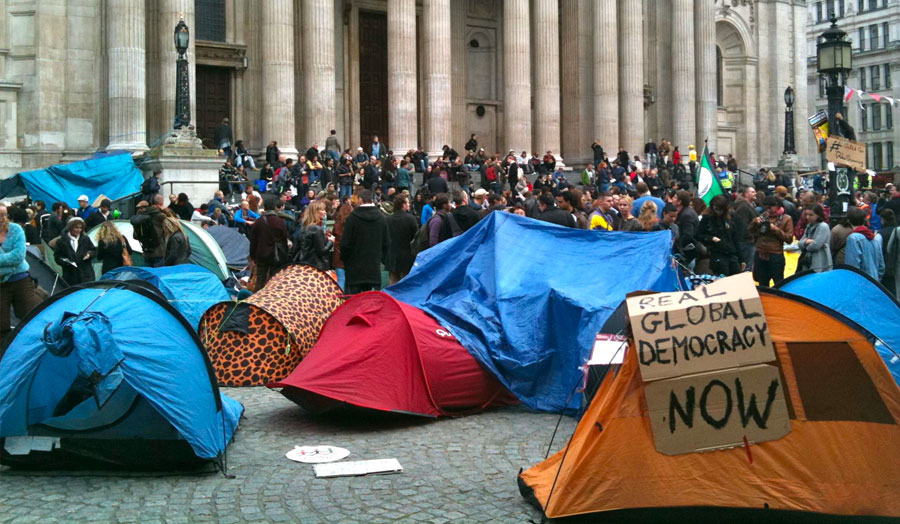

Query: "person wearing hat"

xmin=749 ymin=195 xmax=794 ymax=286
xmin=75 ymin=195 xmax=95 ymax=220
xmin=214 ymin=117 xmax=233 ymax=158
xmin=85 ymin=198 xmax=114 ymax=231
xmin=53 ymin=216 xmax=96 ymax=285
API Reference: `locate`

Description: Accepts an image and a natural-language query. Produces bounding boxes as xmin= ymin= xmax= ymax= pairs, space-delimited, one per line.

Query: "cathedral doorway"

xmin=358 ymin=11 xmax=389 ymax=150
xmin=196 ymin=65 xmax=231 ymax=149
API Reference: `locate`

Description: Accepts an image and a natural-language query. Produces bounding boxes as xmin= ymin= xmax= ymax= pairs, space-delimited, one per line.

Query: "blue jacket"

xmin=845 ymin=231 xmax=884 ymax=280
xmin=0 ymin=224 xmax=30 ymax=283
xmin=234 ymin=209 xmax=260 ymax=224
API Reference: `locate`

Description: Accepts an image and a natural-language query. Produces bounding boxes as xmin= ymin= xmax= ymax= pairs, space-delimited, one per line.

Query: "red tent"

xmin=269 ymin=292 xmax=517 ymax=417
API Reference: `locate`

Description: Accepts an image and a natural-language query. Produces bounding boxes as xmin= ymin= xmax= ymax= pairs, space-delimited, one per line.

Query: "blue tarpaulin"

xmin=778 ymin=266 xmax=900 ymax=386
xmin=100 ymin=264 xmax=231 ymax=329
xmin=4 ymin=151 xmax=143 ymax=207
xmin=386 ymin=212 xmax=681 ymax=414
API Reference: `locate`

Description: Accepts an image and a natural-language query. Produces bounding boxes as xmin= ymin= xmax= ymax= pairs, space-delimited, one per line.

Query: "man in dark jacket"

xmin=341 ymin=189 xmax=390 ymax=294
xmin=732 ymin=186 xmax=759 ymax=271
xmin=674 ymin=190 xmax=700 ymax=264
xmin=213 ymin=117 xmax=233 ymax=157
xmin=130 ymin=198 xmax=167 ymax=267
xmin=426 ymin=170 xmax=449 ymax=195
xmin=450 ymin=191 xmax=480 ymax=232
xmin=386 ymin=194 xmax=419 ymax=284
xmin=249 ymin=196 xmax=288 ymax=289
xmin=536 ymin=192 xmax=576 ymax=228
xmin=85 ymin=199 xmax=113 ymax=231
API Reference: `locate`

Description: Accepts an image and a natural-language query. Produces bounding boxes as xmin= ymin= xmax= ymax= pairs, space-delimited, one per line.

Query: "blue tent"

xmin=777 ymin=265 xmax=900 ymax=385
xmin=0 ymin=151 xmax=143 ymax=207
xmin=206 ymin=226 xmax=250 ymax=269
xmin=0 ymin=281 xmax=242 ymax=469
xmin=100 ymin=264 xmax=231 ymax=329
xmin=386 ymin=212 xmax=681 ymax=414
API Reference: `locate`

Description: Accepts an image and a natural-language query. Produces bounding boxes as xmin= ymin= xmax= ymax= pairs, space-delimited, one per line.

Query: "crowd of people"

xmin=2 ymin=130 xmax=899 ymax=339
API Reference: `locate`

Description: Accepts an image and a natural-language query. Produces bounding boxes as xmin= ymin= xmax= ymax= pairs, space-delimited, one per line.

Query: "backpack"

xmin=410 ymin=212 xmax=461 ymax=257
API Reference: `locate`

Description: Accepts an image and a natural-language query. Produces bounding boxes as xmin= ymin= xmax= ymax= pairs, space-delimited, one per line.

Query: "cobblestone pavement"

xmin=0 ymin=387 xmax=577 ymax=523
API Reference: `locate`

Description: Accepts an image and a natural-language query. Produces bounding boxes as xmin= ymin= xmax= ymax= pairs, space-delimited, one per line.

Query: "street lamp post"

xmin=783 ymin=86 xmax=795 ymax=155
xmin=816 ymin=14 xmax=854 ymax=223
xmin=174 ymin=18 xmax=191 ymax=129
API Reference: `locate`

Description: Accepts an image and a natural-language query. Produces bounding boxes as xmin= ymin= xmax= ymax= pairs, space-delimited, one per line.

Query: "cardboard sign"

xmin=626 ymin=273 xmax=775 ymax=382
xmin=313 ymin=458 xmax=403 ymax=478
xmin=826 ymin=136 xmax=866 ymax=172
xmin=644 ymin=364 xmax=791 ymax=455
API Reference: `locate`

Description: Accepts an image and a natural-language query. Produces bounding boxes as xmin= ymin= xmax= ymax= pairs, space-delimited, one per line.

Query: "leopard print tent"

xmin=199 ymin=264 xmax=343 ymax=386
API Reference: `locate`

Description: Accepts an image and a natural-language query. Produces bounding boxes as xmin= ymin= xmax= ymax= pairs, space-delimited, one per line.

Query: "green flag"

xmin=695 ymin=144 xmax=724 ymax=205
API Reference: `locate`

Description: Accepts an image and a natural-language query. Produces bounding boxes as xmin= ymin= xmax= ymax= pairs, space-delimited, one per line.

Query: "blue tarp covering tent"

xmin=777 ymin=265 xmax=900 ymax=385
xmin=100 ymin=264 xmax=231 ymax=329
xmin=0 ymin=151 xmax=143 ymax=207
xmin=0 ymin=281 xmax=242 ymax=469
xmin=386 ymin=212 xmax=681 ymax=414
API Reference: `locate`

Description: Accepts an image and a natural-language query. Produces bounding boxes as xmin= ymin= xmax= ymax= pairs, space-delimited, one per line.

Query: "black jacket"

xmin=697 ymin=216 xmax=741 ymax=260
xmin=676 ymin=207 xmax=700 ymax=261
xmin=386 ymin=210 xmax=419 ymax=274
xmin=162 ymin=230 xmax=191 ymax=266
xmin=340 ymin=205 xmax=390 ymax=287
xmin=537 ymin=207 xmax=576 ymax=228
xmin=426 ymin=174 xmax=448 ymax=195
xmin=85 ymin=211 xmax=110 ymax=232
xmin=130 ymin=207 xmax=166 ymax=258
xmin=97 ymin=237 xmax=132 ymax=275
xmin=451 ymin=204 xmax=481 ymax=232
xmin=294 ymin=224 xmax=333 ymax=271
xmin=54 ymin=233 xmax=96 ymax=285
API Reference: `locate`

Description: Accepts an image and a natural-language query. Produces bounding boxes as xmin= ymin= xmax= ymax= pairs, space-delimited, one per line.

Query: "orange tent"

xmin=198 ymin=264 xmax=343 ymax=386
xmin=519 ymin=289 xmax=900 ymax=520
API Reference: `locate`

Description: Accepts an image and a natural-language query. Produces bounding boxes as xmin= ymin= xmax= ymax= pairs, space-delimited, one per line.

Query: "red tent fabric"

xmin=269 ymin=292 xmax=517 ymax=417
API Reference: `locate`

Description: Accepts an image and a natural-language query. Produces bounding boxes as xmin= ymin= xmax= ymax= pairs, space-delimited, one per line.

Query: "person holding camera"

xmin=749 ymin=195 xmax=794 ymax=286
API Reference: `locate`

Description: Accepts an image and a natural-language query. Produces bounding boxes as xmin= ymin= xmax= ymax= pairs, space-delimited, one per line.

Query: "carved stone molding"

xmin=195 ymin=41 xmax=248 ymax=69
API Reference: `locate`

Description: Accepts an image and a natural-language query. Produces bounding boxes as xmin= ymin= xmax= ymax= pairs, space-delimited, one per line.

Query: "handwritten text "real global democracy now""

xmin=634 ymin=298 xmax=768 ymax=368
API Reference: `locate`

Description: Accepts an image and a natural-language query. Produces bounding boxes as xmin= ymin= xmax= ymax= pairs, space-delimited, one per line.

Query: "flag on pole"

xmin=844 ymin=86 xmax=855 ymax=102
xmin=695 ymin=144 xmax=725 ymax=206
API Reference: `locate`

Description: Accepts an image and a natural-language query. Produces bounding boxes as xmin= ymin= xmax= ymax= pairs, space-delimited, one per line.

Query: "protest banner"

xmin=644 ymin=364 xmax=791 ymax=455
xmin=626 ymin=273 xmax=775 ymax=382
xmin=826 ymin=136 xmax=866 ymax=172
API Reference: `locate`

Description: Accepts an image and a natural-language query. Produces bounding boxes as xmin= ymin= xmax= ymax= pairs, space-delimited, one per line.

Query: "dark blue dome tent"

xmin=0 ymin=281 xmax=243 ymax=470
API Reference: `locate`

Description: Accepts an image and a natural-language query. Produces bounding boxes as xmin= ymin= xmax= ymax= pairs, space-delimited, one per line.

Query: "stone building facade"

xmin=1 ymin=0 xmax=809 ymax=178
xmin=805 ymin=0 xmax=900 ymax=172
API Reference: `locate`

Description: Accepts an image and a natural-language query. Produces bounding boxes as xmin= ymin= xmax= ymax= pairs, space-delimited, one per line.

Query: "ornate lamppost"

xmin=783 ymin=86 xmax=795 ymax=155
xmin=816 ymin=14 xmax=854 ymax=222
xmin=174 ymin=17 xmax=191 ymax=129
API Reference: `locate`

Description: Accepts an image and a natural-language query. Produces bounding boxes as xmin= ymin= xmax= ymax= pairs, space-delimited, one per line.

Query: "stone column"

xmin=532 ymin=0 xmax=561 ymax=155
xmin=158 ymin=1 xmax=196 ymax=135
xmin=302 ymin=0 xmax=335 ymax=150
xmin=618 ymin=0 xmax=643 ymax=156
xmin=593 ymin=0 xmax=618 ymax=155
xmin=503 ymin=0 xmax=531 ymax=154
xmin=388 ymin=0 xmax=418 ymax=155
xmin=792 ymin=2 xmax=809 ymax=164
xmin=261 ymin=0 xmax=296 ymax=154
xmin=450 ymin=0 xmax=468 ymax=151
xmin=560 ymin=0 xmax=592 ymax=165
xmin=694 ymin=0 xmax=716 ymax=153
xmin=107 ymin=0 xmax=147 ymax=150
xmin=654 ymin=0 xmax=673 ymax=143
xmin=422 ymin=0 xmax=451 ymax=157
xmin=671 ymin=0 xmax=695 ymax=151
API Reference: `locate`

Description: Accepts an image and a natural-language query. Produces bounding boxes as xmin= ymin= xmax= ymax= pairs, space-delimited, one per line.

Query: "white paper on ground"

xmin=314 ymin=458 xmax=403 ymax=478
xmin=286 ymin=445 xmax=350 ymax=464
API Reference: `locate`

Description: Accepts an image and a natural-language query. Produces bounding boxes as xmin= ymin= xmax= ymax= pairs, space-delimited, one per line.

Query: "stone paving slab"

xmin=0 ymin=387 xmax=577 ymax=523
